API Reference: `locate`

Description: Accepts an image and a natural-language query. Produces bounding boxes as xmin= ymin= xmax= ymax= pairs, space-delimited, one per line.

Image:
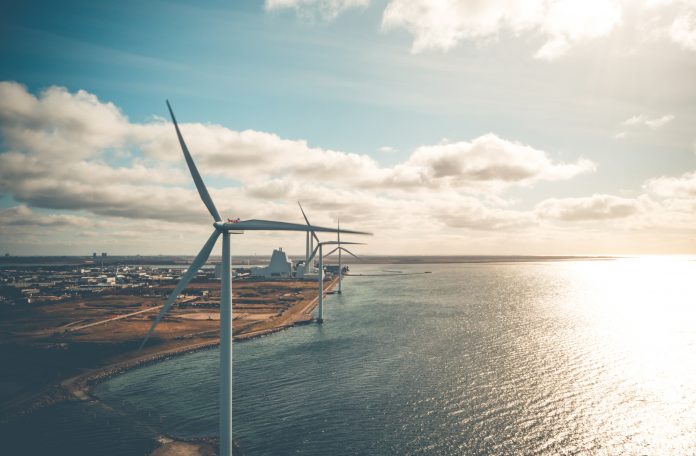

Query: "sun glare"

xmin=560 ymin=256 xmax=696 ymax=451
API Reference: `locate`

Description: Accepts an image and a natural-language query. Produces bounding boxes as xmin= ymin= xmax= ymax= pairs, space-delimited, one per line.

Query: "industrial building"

xmin=250 ymin=248 xmax=293 ymax=279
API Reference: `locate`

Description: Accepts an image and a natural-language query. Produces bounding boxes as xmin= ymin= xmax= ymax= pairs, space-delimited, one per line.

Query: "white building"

xmin=250 ymin=248 xmax=292 ymax=279
xmin=295 ymin=262 xmax=319 ymax=280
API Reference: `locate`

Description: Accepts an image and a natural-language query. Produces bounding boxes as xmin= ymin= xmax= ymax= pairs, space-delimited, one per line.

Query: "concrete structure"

xmin=250 ymin=248 xmax=292 ymax=279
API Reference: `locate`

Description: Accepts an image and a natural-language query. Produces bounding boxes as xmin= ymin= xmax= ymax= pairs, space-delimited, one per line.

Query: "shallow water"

xmin=88 ymin=258 xmax=696 ymax=454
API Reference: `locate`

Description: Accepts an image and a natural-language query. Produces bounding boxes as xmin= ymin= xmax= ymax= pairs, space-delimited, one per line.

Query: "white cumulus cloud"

xmin=269 ymin=0 xmax=696 ymax=58
xmin=383 ymin=134 xmax=595 ymax=190
xmin=535 ymin=194 xmax=640 ymax=221
xmin=2 ymin=81 xmax=693 ymax=254
xmin=621 ymin=113 xmax=675 ymax=129
xmin=0 ymin=82 xmax=594 ymax=219
xmin=644 ymin=170 xmax=696 ymax=197
xmin=670 ymin=10 xmax=696 ymax=50
xmin=381 ymin=0 xmax=622 ymax=58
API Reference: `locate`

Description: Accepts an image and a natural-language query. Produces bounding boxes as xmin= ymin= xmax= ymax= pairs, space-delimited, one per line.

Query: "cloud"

xmin=0 ymin=82 xmax=595 ymax=226
xmin=2 ymin=81 xmax=692 ymax=254
xmin=431 ymin=196 xmax=535 ymax=230
xmin=0 ymin=205 xmax=91 ymax=228
xmin=621 ymin=114 xmax=646 ymax=126
xmin=264 ymin=0 xmax=368 ymax=19
xmin=645 ymin=115 xmax=675 ymax=129
xmin=535 ymin=194 xmax=640 ymax=221
xmin=381 ymin=0 xmax=622 ymax=58
xmin=0 ymin=81 xmax=130 ymax=160
xmin=378 ymin=146 xmax=396 ymax=153
xmin=533 ymin=0 xmax=624 ymax=60
xmin=385 ymin=134 xmax=595 ymax=190
xmin=621 ymin=113 xmax=675 ymax=129
xmin=644 ymin=170 xmax=696 ymax=197
xmin=670 ymin=10 xmax=696 ymax=50
xmin=193 ymin=130 xmax=594 ymax=191
xmin=266 ymin=0 xmax=696 ymax=59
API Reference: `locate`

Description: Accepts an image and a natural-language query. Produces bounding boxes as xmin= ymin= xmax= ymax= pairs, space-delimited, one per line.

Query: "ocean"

xmin=91 ymin=258 xmax=696 ymax=455
xmin=3 ymin=258 xmax=695 ymax=455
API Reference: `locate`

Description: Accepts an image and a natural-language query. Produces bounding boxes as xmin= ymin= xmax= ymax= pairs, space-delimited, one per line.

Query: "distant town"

xmin=0 ymin=248 xmax=346 ymax=308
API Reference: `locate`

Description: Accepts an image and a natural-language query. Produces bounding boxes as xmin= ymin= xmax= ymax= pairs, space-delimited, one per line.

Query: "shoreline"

xmin=6 ymin=277 xmax=339 ymax=424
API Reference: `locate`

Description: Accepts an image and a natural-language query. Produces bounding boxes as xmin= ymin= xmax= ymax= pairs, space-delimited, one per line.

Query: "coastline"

xmin=64 ymin=276 xmax=338 ymax=403
xmin=2 ymin=277 xmax=339 ymax=455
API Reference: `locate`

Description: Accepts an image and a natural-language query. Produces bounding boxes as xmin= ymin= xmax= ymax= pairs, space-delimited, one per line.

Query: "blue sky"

xmin=1 ymin=0 xmax=695 ymax=255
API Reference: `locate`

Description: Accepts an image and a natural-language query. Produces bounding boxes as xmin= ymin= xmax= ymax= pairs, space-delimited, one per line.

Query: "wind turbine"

xmin=306 ymin=240 xmax=364 ymax=322
xmin=323 ymin=220 xmax=364 ymax=294
xmin=298 ymin=201 xmax=320 ymax=276
xmin=139 ymin=101 xmax=371 ymax=456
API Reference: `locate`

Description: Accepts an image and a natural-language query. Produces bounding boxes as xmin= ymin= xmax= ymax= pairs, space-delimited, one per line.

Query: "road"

xmin=67 ymin=296 xmax=198 ymax=332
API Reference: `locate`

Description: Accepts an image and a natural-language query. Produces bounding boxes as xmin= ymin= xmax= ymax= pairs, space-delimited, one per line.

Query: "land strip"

xmin=0 ymin=277 xmax=337 ymax=421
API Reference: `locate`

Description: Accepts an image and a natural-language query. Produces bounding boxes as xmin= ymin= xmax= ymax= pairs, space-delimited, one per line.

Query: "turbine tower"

xmin=139 ymin=101 xmax=371 ymax=456
xmin=306 ymin=240 xmax=363 ymax=322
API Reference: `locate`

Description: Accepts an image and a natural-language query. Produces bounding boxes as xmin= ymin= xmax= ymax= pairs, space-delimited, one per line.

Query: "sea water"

xmin=38 ymin=259 xmax=696 ymax=454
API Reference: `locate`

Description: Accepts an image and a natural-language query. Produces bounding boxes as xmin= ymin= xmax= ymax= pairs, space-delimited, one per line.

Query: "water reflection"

xmin=95 ymin=258 xmax=696 ymax=455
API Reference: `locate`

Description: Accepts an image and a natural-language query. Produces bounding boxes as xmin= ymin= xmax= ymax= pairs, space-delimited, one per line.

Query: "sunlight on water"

xmin=556 ymin=257 xmax=696 ymax=453
xmin=95 ymin=257 xmax=696 ymax=455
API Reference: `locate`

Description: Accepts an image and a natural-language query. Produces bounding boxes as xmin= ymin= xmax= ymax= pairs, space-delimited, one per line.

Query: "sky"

xmin=0 ymin=0 xmax=694 ymax=256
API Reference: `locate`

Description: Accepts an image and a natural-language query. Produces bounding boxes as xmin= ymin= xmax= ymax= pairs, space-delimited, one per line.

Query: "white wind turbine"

xmin=139 ymin=101 xmax=371 ymax=456
xmin=323 ymin=220 xmax=364 ymax=294
xmin=305 ymin=239 xmax=364 ymax=322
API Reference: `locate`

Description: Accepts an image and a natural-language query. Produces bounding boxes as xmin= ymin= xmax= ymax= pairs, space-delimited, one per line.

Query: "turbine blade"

xmin=167 ymin=100 xmax=221 ymax=222
xmin=228 ymin=219 xmax=371 ymax=235
xmin=297 ymin=201 xmax=309 ymax=224
xmin=298 ymin=201 xmax=320 ymax=243
xmin=340 ymin=247 xmax=362 ymax=261
xmin=318 ymin=241 xmax=365 ymax=246
xmin=337 ymin=219 xmax=341 ymax=244
xmin=307 ymin=244 xmax=320 ymax=265
xmin=140 ymin=229 xmax=221 ymax=349
xmin=323 ymin=247 xmax=340 ymax=257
